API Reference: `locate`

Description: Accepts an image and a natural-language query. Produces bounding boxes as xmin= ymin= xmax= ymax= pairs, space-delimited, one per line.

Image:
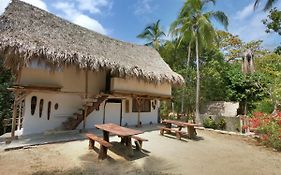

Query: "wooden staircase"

xmin=62 ymin=95 xmax=108 ymax=130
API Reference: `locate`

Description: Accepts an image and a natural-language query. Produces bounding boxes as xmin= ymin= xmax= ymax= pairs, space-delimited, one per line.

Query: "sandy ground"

xmin=0 ymin=129 xmax=281 ymax=175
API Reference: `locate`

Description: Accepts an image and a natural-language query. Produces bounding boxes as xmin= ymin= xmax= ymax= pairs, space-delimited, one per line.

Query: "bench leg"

xmin=125 ymin=136 xmax=134 ymax=157
xmin=160 ymin=129 xmax=164 ymax=135
xmin=89 ymin=139 xmax=95 ymax=149
xmin=120 ymin=137 xmax=126 ymax=144
xmin=98 ymin=145 xmax=108 ymax=160
xmin=134 ymin=140 xmax=143 ymax=151
xmin=188 ymin=126 xmax=196 ymax=139
xmin=176 ymin=132 xmax=181 ymax=140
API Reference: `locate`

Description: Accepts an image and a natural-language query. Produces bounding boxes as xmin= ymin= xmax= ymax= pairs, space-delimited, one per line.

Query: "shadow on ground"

xmin=161 ymin=132 xmax=204 ymax=142
xmin=32 ymin=156 xmax=178 ymax=175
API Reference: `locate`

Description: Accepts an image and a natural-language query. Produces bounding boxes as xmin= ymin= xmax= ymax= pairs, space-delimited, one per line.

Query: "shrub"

xmin=203 ymin=116 xmax=217 ymax=129
xmin=255 ymin=113 xmax=281 ymax=151
xmin=217 ymin=118 xmax=226 ymax=130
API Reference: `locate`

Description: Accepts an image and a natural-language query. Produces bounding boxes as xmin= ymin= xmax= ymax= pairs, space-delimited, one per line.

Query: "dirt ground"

xmin=0 ymin=129 xmax=281 ymax=175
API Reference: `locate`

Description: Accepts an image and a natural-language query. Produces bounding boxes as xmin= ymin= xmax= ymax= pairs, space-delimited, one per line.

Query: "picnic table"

xmin=95 ymin=123 xmax=144 ymax=156
xmin=161 ymin=119 xmax=198 ymax=139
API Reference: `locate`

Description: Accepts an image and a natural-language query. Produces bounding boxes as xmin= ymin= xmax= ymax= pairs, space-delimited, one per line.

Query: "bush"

xmin=203 ymin=116 xmax=217 ymax=129
xmin=217 ymin=118 xmax=226 ymax=130
xmin=255 ymin=113 xmax=281 ymax=151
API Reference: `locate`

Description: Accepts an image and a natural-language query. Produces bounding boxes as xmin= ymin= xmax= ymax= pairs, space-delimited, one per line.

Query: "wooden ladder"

xmin=62 ymin=95 xmax=108 ymax=130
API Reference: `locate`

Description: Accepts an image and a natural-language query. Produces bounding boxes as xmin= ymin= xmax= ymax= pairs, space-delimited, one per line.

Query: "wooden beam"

xmin=111 ymin=90 xmax=172 ymax=100
xmin=11 ymin=93 xmax=18 ymax=139
xmin=83 ymin=68 xmax=89 ymax=129
xmin=136 ymin=97 xmax=142 ymax=127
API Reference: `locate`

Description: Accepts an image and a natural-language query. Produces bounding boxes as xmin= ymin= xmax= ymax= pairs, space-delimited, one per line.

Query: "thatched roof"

xmin=0 ymin=0 xmax=184 ymax=85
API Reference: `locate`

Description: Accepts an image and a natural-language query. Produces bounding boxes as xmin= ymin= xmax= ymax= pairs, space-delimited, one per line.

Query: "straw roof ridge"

xmin=0 ymin=0 xmax=184 ymax=85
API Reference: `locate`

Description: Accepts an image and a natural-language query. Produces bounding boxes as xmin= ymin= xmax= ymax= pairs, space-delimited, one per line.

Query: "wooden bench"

xmin=159 ymin=127 xmax=187 ymax=140
xmin=86 ymin=133 xmax=112 ymax=159
xmin=132 ymin=135 xmax=148 ymax=151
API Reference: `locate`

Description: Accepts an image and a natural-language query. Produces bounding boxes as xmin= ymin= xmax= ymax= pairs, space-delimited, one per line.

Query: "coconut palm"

xmin=137 ymin=19 xmax=166 ymax=51
xmin=170 ymin=0 xmax=228 ymax=123
xmin=254 ymin=0 xmax=279 ymax=11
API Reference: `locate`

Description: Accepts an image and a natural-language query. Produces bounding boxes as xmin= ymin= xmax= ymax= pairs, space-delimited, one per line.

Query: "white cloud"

xmin=0 ymin=0 xmax=48 ymax=15
xmin=0 ymin=0 xmax=10 ymax=15
xmin=232 ymin=13 xmax=267 ymax=41
xmin=53 ymin=1 xmax=107 ymax=35
xmin=75 ymin=0 xmax=112 ymax=14
xmin=229 ymin=4 xmax=280 ymax=50
xmin=72 ymin=14 xmax=107 ymax=35
xmin=235 ymin=3 xmax=254 ymax=20
xmin=21 ymin=0 xmax=48 ymax=11
xmin=134 ymin=0 xmax=157 ymax=15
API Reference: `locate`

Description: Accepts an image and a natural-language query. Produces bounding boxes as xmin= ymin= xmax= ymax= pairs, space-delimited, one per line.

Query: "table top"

xmin=95 ymin=123 xmax=143 ymax=137
xmin=162 ymin=119 xmax=198 ymax=127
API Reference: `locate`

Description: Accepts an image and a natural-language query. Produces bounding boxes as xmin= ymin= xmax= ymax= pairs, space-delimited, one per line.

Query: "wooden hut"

xmin=0 ymin=0 xmax=184 ymax=136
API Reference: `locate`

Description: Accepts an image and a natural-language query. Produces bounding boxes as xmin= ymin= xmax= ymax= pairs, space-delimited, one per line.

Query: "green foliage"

xmin=137 ymin=19 xmax=166 ymax=50
xmin=274 ymin=45 xmax=281 ymax=55
xmin=254 ymin=0 xmax=279 ymax=11
xmin=224 ymin=63 xmax=269 ymax=112
xmin=257 ymin=118 xmax=281 ymax=151
xmin=255 ymin=53 xmax=281 ymax=107
xmin=253 ymin=99 xmax=275 ymax=114
xmin=217 ymin=118 xmax=226 ymax=130
xmin=0 ymin=58 xmax=14 ymax=135
xmin=262 ymin=8 xmax=281 ymax=35
xmin=203 ymin=116 xmax=217 ymax=129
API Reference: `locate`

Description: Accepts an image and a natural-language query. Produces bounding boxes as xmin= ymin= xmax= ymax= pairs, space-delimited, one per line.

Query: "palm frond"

xmin=210 ymin=11 xmax=229 ymax=30
xmin=254 ymin=0 xmax=260 ymax=10
xmin=202 ymin=0 xmax=216 ymax=5
xmin=264 ymin=0 xmax=277 ymax=11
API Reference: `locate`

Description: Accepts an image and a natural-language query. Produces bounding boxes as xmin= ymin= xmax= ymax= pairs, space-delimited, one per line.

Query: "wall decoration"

xmin=47 ymin=101 xmax=51 ymax=120
xmin=54 ymin=103 xmax=59 ymax=110
xmin=39 ymin=99 xmax=44 ymax=118
xmin=31 ymin=96 xmax=37 ymax=115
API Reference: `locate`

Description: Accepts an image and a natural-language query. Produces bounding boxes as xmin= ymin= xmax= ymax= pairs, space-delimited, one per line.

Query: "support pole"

xmin=11 ymin=67 xmax=23 ymax=139
xmin=11 ymin=93 xmax=18 ymax=139
xmin=137 ymin=97 xmax=141 ymax=127
xmin=83 ymin=68 xmax=89 ymax=129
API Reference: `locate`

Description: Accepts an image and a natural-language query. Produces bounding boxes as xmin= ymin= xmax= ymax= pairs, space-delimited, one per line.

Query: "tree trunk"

xmin=195 ymin=37 xmax=200 ymax=124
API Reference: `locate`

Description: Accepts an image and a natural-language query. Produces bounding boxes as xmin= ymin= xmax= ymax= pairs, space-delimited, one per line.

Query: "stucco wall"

xmin=20 ymin=65 xmax=106 ymax=94
xmin=201 ymin=101 xmax=239 ymax=117
xmin=79 ymin=97 xmax=159 ymax=129
xmin=110 ymin=77 xmax=171 ymax=96
xmin=21 ymin=92 xmax=82 ymax=135
xmin=19 ymin=93 xmax=159 ymax=135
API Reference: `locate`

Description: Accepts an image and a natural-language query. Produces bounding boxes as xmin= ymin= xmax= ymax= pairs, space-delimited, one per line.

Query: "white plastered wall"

xmin=20 ymin=94 xmax=159 ymax=135
xmin=21 ymin=92 xmax=82 ymax=135
xmin=80 ymin=97 xmax=159 ymax=129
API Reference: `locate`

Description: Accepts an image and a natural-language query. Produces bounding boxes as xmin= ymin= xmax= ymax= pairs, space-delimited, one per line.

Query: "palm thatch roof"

xmin=0 ymin=0 xmax=184 ymax=85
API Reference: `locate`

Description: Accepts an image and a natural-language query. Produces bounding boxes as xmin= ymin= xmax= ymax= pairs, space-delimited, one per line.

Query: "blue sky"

xmin=0 ymin=0 xmax=280 ymax=50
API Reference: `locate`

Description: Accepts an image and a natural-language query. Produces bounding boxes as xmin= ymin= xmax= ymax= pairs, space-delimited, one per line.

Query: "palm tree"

xmin=170 ymin=0 xmax=228 ymax=123
xmin=254 ymin=0 xmax=279 ymax=11
xmin=137 ymin=20 xmax=166 ymax=51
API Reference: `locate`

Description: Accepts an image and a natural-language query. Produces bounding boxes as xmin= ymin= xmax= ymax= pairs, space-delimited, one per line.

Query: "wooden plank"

xmin=95 ymin=123 xmax=143 ymax=137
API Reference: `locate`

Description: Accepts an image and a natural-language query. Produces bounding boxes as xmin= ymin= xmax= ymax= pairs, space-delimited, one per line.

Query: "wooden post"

xmin=17 ymin=101 xmax=22 ymax=131
xmin=136 ymin=97 xmax=141 ymax=127
xmin=11 ymin=67 xmax=23 ymax=139
xmin=11 ymin=93 xmax=18 ymax=139
xmin=83 ymin=68 xmax=88 ymax=129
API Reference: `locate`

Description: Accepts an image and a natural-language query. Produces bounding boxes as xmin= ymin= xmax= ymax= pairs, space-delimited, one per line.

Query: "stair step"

xmin=73 ymin=112 xmax=82 ymax=116
xmin=61 ymin=95 xmax=108 ymax=130
xmin=83 ymin=103 xmax=93 ymax=107
xmin=82 ymin=98 xmax=98 ymax=103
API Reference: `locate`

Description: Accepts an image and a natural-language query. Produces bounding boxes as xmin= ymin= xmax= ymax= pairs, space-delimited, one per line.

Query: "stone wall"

xmin=200 ymin=101 xmax=240 ymax=132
